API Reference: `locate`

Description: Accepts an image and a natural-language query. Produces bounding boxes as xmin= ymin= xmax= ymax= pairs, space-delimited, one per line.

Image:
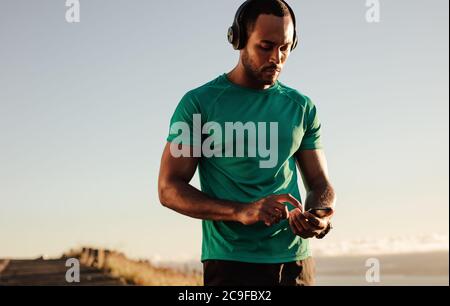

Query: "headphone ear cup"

xmin=228 ymin=25 xmax=240 ymax=50
xmin=227 ymin=27 xmax=235 ymax=45
xmin=228 ymin=0 xmax=249 ymax=50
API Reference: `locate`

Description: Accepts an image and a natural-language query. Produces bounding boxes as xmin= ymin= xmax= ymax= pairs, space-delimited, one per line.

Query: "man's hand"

xmin=293 ymin=149 xmax=337 ymax=239
xmin=238 ymin=194 xmax=303 ymax=227
xmin=288 ymin=209 xmax=332 ymax=239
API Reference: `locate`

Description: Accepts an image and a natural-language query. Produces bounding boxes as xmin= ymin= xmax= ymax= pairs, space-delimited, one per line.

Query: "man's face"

xmin=241 ymin=14 xmax=295 ymax=86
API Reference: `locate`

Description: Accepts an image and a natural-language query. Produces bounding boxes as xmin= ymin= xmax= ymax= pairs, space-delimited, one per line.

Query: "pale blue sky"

xmin=0 ymin=0 xmax=448 ymax=259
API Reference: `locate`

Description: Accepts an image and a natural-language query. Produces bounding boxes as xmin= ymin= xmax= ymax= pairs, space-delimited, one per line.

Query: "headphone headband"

xmin=227 ymin=0 xmax=298 ymax=51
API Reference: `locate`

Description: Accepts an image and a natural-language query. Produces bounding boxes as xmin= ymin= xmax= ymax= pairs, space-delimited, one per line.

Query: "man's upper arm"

xmin=295 ymin=149 xmax=330 ymax=191
xmin=162 ymin=91 xmax=201 ymax=184
xmin=159 ymin=142 xmax=199 ymax=185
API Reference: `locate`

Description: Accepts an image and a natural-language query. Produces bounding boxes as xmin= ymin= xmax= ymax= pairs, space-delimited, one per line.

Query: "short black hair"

xmin=242 ymin=0 xmax=292 ymax=36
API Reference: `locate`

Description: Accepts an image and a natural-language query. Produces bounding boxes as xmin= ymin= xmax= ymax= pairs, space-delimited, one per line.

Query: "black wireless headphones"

xmin=227 ymin=0 xmax=298 ymax=51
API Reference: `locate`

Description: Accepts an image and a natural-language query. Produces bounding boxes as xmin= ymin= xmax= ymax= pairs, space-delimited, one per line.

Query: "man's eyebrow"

xmin=260 ymin=39 xmax=292 ymax=46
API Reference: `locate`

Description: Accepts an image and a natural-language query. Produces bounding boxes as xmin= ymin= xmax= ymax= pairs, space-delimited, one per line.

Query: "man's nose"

xmin=269 ymin=49 xmax=282 ymax=65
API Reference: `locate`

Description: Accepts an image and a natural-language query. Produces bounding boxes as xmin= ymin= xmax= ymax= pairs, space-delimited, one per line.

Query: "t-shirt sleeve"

xmin=299 ymin=96 xmax=323 ymax=150
xmin=166 ymin=91 xmax=202 ymax=147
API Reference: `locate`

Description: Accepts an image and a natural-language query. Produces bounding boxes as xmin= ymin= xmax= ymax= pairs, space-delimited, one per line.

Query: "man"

xmin=158 ymin=0 xmax=336 ymax=286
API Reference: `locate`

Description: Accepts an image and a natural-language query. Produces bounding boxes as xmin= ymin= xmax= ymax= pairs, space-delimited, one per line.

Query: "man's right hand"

xmin=237 ymin=194 xmax=303 ymax=227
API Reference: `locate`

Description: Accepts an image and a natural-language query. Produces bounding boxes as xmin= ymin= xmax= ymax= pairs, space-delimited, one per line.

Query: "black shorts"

xmin=203 ymin=257 xmax=315 ymax=286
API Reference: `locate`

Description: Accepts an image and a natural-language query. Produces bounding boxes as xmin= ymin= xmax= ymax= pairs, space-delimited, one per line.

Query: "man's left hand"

xmin=288 ymin=209 xmax=331 ymax=239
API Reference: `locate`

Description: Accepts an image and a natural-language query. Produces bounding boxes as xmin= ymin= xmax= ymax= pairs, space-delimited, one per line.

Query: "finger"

xmin=276 ymin=194 xmax=303 ymax=211
xmin=262 ymin=212 xmax=279 ymax=227
xmin=291 ymin=213 xmax=316 ymax=238
xmin=263 ymin=212 xmax=273 ymax=226
xmin=265 ymin=199 xmax=288 ymax=213
xmin=272 ymin=194 xmax=303 ymax=211
xmin=272 ymin=207 xmax=288 ymax=223
xmin=292 ymin=217 xmax=314 ymax=239
xmin=297 ymin=213 xmax=317 ymax=232
xmin=269 ymin=201 xmax=295 ymax=220
xmin=262 ymin=205 xmax=281 ymax=220
xmin=289 ymin=217 xmax=301 ymax=236
xmin=263 ymin=202 xmax=289 ymax=222
xmin=296 ymin=223 xmax=315 ymax=239
xmin=283 ymin=205 xmax=290 ymax=219
xmin=303 ymin=211 xmax=327 ymax=229
xmin=291 ymin=215 xmax=304 ymax=233
xmin=303 ymin=212 xmax=321 ymax=227
xmin=273 ymin=206 xmax=288 ymax=220
xmin=291 ymin=214 xmax=310 ymax=235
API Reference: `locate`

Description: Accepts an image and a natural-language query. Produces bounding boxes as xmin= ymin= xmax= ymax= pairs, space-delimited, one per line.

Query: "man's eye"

xmin=260 ymin=46 xmax=272 ymax=51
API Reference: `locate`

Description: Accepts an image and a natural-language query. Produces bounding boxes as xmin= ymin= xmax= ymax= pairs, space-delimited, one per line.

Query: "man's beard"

xmin=242 ymin=49 xmax=278 ymax=86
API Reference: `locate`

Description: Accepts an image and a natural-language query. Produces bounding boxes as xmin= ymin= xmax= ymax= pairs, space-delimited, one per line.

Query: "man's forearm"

xmin=159 ymin=179 xmax=244 ymax=223
xmin=304 ymin=183 xmax=336 ymax=213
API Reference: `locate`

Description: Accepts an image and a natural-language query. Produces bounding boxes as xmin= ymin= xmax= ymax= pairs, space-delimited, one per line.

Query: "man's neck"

xmin=227 ymin=66 xmax=272 ymax=90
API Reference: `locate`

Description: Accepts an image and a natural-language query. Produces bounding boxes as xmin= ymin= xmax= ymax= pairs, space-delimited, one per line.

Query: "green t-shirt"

xmin=166 ymin=73 xmax=323 ymax=263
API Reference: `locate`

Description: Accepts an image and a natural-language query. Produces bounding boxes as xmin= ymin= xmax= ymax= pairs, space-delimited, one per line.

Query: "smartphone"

xmin=307 ymin=207 xmax=333 ymax=218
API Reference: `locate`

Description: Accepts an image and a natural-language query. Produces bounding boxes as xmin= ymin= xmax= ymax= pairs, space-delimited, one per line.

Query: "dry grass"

xmin=0 ymin=260 xmax=10 ymax=274
xmin=64 ymin=247 xmax=202 ymax=286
